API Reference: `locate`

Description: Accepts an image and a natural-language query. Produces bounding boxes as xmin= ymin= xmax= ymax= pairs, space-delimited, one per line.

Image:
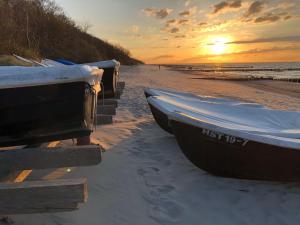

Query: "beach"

xmin=13 ymin=65 xmax=300 ymax=225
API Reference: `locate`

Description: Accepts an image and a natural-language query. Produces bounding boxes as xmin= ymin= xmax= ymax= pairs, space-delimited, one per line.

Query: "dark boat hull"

xmin=171 ymin=119 xmax=300 ymax=181
xmin=148 ymin=102 xmax=173 ymax=134
xmin=0 ymin=82 xmax=97 ymax=147
xmin=99 ymin=67 xmax=117 ymax=98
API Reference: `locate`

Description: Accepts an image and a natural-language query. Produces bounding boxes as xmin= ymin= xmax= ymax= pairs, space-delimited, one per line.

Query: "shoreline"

xmin=169 ymin=68 xmax=300 ymax=100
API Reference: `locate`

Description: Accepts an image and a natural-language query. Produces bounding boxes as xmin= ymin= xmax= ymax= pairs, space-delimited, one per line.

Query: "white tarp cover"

xmin=41 ymin=59 xmax=65 ymax=67
xmin=86 ymin=60 xmax=120 ymax=70
xmin=145 ymin=87 xmax=264 ymax=107
xmin=0 ymin=65 xmax=103 ymax=89
xmin=41 ymin=59 xmax=120 ymax=72
xmin=147 ymin=88 xmax=300 ymax=149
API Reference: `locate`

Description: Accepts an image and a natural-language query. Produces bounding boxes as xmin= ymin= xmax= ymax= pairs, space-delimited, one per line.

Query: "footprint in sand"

xmin=150 ymin=200 xmax=184 ymax=223
xmin=157 ymin=185 xmax=175 ymax=194
xmin=137 ymin=166 xmax=183 ymax=223
xmin=137 ymin=168 xmax=147 ymax=177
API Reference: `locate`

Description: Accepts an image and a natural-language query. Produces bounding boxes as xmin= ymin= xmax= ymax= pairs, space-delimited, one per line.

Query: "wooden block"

xmin=0 ymin=145 xmax=102 ymax=171
xmin=114 ymin=90 xmax=121 ymax=99
xmin=97 ymin=105 xmax=116 ymax=116
xmin=98 ymin=99 xmax=118 ymax=107
xmin=117 ymin=88 xmax=124 ymax=95
xmin=0 ymin=178 xmax=87 ymax=215
xmin=97 ymin=114 xmax=113 ymax=125
xmin=117 ymin=81 xmax=125 ymax=89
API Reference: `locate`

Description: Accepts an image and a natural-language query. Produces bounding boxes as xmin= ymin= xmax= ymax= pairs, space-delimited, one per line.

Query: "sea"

xmin=168 ymin=62 xmax=300 ymax=81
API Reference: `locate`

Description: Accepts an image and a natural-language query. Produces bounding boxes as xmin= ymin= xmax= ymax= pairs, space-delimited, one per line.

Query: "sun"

xmin=210 ymin=37 xmax=228 ymax=55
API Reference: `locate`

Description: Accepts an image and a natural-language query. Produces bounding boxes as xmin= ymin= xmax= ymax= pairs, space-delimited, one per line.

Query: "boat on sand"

xmin=0 ymin=65 xmax=103 ymax=147
xmin=146 ymin=88 xmax=300 ymax=181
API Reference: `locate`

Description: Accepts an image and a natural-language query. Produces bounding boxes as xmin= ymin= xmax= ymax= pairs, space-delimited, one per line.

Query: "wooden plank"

xmin=98 ymin=99 xmax=118 ymax=107
xmin=0 ymin=203 xmax=79 ymax=215
xmin=0 ymin=142 xmax=61 ymax=183
xmin=97 ymin=114 xmax=113 ymax=125
xmin=0 ymin=145 xmax=102 ymax=171
xmin=0 ymin=178 xmax=87 ymax=215
xmin=42 ymin=167 xmax=75 ymax=181
xmin=97 ymin=105 xmax=116 ymax=116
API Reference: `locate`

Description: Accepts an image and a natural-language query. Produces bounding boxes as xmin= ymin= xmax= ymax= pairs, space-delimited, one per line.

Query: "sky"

xmin=55 ymin=0 xmax=300 ymax=64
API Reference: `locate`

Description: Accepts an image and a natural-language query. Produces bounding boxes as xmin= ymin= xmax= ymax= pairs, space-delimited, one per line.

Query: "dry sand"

xmin=12 ymin=65 xmax=300 ymax=225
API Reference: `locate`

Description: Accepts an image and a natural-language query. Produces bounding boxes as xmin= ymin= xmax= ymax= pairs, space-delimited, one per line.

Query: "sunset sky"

xmin=56 ymin=0 xmax=300 ymax=64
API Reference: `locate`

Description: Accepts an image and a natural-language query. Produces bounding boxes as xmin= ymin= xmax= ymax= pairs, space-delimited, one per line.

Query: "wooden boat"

xmin=146 ymin=88 xmax=300 ymax=180
xmin=145 ymin=88 xmax=260 ymax=135
xmin=43 ymin=59 xmax=121 ymax=98
xmin=86 ymin=60 xmax=120 ymax=98
xmin=0 ymin=65 xmax=103 ymax=147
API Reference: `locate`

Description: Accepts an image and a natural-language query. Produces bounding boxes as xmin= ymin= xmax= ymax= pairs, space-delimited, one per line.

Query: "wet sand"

xmin=240 ymin=80 xmax=300 ymax=99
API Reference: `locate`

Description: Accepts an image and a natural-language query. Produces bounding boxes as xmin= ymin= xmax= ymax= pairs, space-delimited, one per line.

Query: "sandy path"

xmin=13 ymin=65 xmax=300 ymax=225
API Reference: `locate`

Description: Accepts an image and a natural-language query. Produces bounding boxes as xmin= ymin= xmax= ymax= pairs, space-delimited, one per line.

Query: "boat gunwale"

xmin=169 ymin=111 xmax=300 ymax=150
xmin=0 ymin=66 xmax=103 ymax=90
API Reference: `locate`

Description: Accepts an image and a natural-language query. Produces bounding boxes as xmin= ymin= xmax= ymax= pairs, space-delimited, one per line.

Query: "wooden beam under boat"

xmin=0 ymin=178 xmax=87 ymax=215
xmin=117 ymin=81 xmax=125 ymax=89
xmin=0 ymin=145 xmax=102 ymax=171
xmin=97 ymin=114 xmax=113 ymax=125
xmin=97 ymin=105 xmax=116 ymax=116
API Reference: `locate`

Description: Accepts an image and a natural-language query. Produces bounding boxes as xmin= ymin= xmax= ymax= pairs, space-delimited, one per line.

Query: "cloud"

xmin=175 ymin=35 xmax=186 ymax=38
xmin=227 ymin=36 xmax=300 ymax=44
xmin=166 ymin=19 xmax=176 ymax=25
xmin=143 ymin=8 xmax=173 ymax=19
xmin=179 ymin=6 xmax=198 ymax=16
xmin=212 ymin=0 xmax=242 ymax=14
xmin=182 ymin=45 xmax=300 ymax=61
xmin=151 ymin=55 xmax=174 ymax=60
xmin=198 ymin=22 xmax=207 ymax=26
xmin=255 ymin=13 xmax=281 ymax=23
xmin=170 ymin=27 xmax=180 ymax=33
xmin=276 ymin=0 xmax=296 ymax=10
xmin=229 ymin=46 xmax=300 ymax=54
xmin=179 ymin=10 xmax=190 ymax=16
xmin=254 ymin=12 xmax=289 ymax=23
xmin=284 ymin=15 xmax=292 ymax=20
xmin=178 ymin=19 xmax=190 ymax=24
xmin=245 ymin=1 xmax=265 ymax=17
xmin=165 ymin=18 xmax=191 ymax=28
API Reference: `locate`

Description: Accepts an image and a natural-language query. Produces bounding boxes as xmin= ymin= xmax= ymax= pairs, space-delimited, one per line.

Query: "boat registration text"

xmin=201 ymin=129 xmax=249 ymax=147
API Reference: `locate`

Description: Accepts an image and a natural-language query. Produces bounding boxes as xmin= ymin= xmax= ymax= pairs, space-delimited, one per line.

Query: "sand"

xmin=12 ymin=65 xmax=300 ymax=225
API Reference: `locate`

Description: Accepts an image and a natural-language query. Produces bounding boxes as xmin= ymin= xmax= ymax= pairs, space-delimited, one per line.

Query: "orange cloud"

xmin=143 ymin=8 xmax=173 ymax=19
xmin=212 ymin=0 xmax=242 ymax=14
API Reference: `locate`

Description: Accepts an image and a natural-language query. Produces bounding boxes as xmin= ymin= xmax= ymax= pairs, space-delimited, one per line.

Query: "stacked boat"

xmin=145 ymin=88 xmax=300 ymax=181
xmin=42 ymin=58 xmax=121 ymax=98
xmin=0 ymin=65 xmax=103 ymax=147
